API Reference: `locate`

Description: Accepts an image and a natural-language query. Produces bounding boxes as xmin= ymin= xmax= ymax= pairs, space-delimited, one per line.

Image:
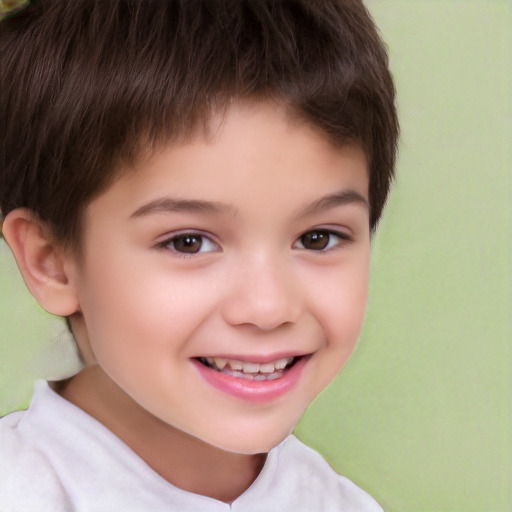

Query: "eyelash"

xmin=156 ymin=228 xmax=351 ymax=257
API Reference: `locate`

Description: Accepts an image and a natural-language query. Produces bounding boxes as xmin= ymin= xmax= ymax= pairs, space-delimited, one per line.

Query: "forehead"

xmin=83 ymin=102 xmax=369 ymax=229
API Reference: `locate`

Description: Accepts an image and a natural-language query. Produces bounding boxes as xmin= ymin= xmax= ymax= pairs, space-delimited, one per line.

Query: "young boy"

xmin=0 ymin=0 xmax=398 ymax=510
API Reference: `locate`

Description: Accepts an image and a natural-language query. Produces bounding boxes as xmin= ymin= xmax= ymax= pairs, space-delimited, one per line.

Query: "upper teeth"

xmin=204 ymin=357 xmax=294 ymax=374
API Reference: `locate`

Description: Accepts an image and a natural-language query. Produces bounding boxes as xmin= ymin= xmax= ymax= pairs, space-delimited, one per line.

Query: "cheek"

xmin=77 ymin=258 xmax=220 ymax=363
xmin=311 ymin=256 xmax=370 ymax=350
xmin=306 ymin=270 xmax=369 ymax=398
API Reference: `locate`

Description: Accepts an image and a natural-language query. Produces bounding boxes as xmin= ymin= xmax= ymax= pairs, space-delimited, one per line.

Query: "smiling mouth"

xmin=196 ymin=356 xmax=299 ymax=381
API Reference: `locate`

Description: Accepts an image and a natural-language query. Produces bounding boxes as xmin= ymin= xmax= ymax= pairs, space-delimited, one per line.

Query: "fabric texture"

xmin=0 ymin=380 xmax=383 ymax=511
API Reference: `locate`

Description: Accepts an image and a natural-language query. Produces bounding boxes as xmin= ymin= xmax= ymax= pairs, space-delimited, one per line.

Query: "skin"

xmin=4 ymin=102 xmax=370 ymax=503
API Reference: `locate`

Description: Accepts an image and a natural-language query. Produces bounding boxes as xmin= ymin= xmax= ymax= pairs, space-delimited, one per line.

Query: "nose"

xmin=221 ymin=254 xmax=302 ymax=331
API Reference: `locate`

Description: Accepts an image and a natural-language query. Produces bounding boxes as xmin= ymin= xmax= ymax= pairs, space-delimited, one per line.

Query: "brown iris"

xmin=300 ymin=231 xmax=331 ymax=251
xmin=172 ymin=234 xmax=203 ymax=253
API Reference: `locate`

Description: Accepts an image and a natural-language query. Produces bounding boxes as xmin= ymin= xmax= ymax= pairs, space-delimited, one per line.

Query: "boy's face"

xmin=72 ymin=102 xmax=370 ymax=454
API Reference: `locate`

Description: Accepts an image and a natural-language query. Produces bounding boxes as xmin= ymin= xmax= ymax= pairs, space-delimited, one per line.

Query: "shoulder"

xmin=0 ymin=381 xmax=207 ymax=511
xmin=273 ymin=435 xmax=384 ymax=512
xmin=0 ymin=409 xmax=73 ymax=511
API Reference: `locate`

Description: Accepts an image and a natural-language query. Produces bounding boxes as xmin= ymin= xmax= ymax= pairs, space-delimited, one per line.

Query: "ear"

xmin=2 ymin=208 xmax=80 ymax=316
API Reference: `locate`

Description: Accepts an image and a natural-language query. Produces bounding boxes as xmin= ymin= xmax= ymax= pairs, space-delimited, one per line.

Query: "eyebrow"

xmin=130 ymin=189 xmax=368 ymax=220
xmin=130 ymin=197 xmax=236 ymax=218
xmin=294 ymin=190 xmax=369 ymax=218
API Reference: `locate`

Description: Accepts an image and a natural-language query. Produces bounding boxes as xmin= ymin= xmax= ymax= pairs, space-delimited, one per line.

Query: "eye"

xmin=160 ymin=233 xmax=220 ymax=255
xmin=294 ymin=229 xmax=349 ymax=251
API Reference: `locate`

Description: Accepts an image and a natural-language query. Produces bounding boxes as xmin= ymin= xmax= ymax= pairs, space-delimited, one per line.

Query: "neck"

xmin=56 ymin=365 xmax=266 ymax=503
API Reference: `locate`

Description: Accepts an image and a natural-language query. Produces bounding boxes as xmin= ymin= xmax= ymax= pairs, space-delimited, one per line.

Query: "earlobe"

xmin=2 ymin=208 xmax=80 ymax=317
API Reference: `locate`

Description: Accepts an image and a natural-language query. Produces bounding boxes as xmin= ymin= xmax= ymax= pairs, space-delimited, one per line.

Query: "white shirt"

xmin=0 ymin=380 xmax=383 ymax=511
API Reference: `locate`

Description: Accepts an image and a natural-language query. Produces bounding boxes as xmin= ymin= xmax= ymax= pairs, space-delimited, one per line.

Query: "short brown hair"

xmin=0 ymin=0 xmax=399 ymax=249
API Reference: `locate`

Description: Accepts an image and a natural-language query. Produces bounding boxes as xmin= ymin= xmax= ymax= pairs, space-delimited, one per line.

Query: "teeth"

xmin=275 ymin=357 xmax=293 ymax=370
xmin=259 ymin=362 xmax=275 ymax=373
xmin=203 ymin=356 xmax=295 ymax=375
xmin=213 ymin=358 xmax=227 ymax=370
xmin=242 ymin=361 xmax=260 ymax=373
xmin=230 ymin=360 xmax=243 ymax=370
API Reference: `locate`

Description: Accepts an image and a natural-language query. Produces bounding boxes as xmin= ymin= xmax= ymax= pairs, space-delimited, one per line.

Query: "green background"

xmin=0 ymin=1 xmax=510 ymax=510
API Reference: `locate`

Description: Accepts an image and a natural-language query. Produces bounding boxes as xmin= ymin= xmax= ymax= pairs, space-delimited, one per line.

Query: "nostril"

xmin=221 ymin=292 xmax=301 ymax=331
xmin=221 ymin=261 xmax=302 ymax=330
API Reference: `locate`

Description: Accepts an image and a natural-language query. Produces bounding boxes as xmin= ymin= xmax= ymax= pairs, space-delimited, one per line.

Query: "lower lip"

xmin=192 ymin=357 xmax=309 ymax=404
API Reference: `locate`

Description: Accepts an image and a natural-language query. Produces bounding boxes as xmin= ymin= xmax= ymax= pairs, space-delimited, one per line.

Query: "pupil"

xmin=174 ymin=235 xmax=202 ymax=253
xmin=302 ymin=231 xmax=329 ymax=250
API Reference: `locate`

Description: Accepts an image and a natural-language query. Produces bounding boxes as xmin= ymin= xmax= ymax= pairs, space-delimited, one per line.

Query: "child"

xmin=0 ymin=0 xmax=398 ymax=510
